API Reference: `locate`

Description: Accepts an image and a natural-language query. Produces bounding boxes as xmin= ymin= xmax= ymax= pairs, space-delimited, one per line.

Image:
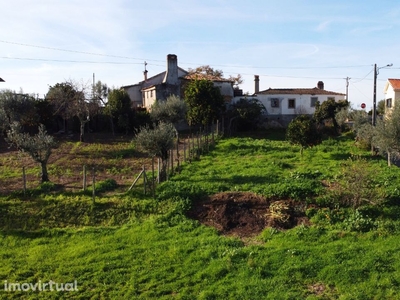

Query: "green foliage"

xmin=228 ymin=97 xmax=266 ymax=131
xmin=377 ymin=99 xmax=386 ymax=115
xmin=331 ymin=157 xmax=386 ymax=208
xmin=93 ymin=178 xmax=118 ymax=194
xmin=184 ymin=79 xmax=225 ymax=126
xmin=135 ymin=122 xmax=176 ymax=182
xmin=6 ymin=122 xmax=57 ymax=182
xmin=135 ymin=122 xmax=175 ymax=160
xmin=106 ymin=88 xmax=132 ymax=132
xmin=314 ymin=99 xmax=349 ymax=129
xmin=150 ymin=95 xmax=187 ymax=124
xmin=286 ymin=115 xmax=320 ymax=152
xmin=373 ymin=104 xmax=400 ymax=166
xmin=344 ymin=209 xmax=377 ymax=232
xmin=0 ymin=90 xmax=38 ymax=132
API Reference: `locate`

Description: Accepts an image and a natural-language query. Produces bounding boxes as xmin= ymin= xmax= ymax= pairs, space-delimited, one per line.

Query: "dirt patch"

xmin=187 ymin=192 xmax=311 ymax=237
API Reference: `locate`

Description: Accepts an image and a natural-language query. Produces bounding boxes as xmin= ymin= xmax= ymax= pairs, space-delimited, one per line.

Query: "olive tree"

xmin=6 ymin=122 xmax=57 ymax=182
xmin=372 ymin=104 xmax=400 ymax=166
xmin=0 ymin=90 xmax=38 ymax=133
xmin=134 ymin=122 xmax=175 ymax=182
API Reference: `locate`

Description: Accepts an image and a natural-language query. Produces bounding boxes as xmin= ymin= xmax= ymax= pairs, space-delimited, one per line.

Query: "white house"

xmin=122 ymin=54 xmax=235 ymax=110
xmin=233 ymin=75 xmax=346 ymax=126
xmin=384 ymin=78 xmax=400 ymax=112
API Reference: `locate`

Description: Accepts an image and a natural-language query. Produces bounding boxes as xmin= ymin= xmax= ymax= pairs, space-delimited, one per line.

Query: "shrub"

xmin=94 ymin=179 xmax=118 ymax=194
xmin=333 ymin=157 xmax=385 ymax=208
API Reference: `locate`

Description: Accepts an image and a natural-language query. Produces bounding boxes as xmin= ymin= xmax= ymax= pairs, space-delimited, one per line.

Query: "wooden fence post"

xmin=170 ymin=149 xmax=174 ymax=175
xmin=92 ymin=166 xmax=96 ymax=204
xmin=143 ymin=165 xmax=146 ymax=195
xmin=183 ymin=138 xmax=187 ymax=162
xmin=157 ymin=158 xmax=161 ymax=184
xmin=22 ymin=166 xmax=26 ymax=195
xmin=192 ymin=134 xmax=195 ymax=158
xmin=176 ymin=139 xmax=180 ymax=172
xmin=152 ymin=157 xmax=155 ymax=198
xmin=83 ymin=165 xmax=87 ymax=191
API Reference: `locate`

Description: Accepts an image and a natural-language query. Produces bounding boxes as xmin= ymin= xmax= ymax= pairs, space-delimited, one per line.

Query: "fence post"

xmin=212 ymin=124 xmax=215 ymax=145
xmin=170 ymin=149 xmax=174 ymax=175
xmin=22 ymin=166 xmax=26 ymax=195
xmin=83 ymin=165 xmax=87 ymax=191
xmin=183 ymin=138 xmax=187 ymax=162
xmin=143 ymin=165 xmax=146 ymax=195
xmin=157 ymin=158 xmax=161 ymax=184
xmin=192 ymin=133 xmax=195 ymax=158
xmin=197 ymin=132 xmax=200 ymax=156
xmin=152 ymin=157 xmax=155 ymax=198
xmin=176 ymin=138 xmax=180 ymax=172
xmin=92 ymin=166 xmax=96 ymax=204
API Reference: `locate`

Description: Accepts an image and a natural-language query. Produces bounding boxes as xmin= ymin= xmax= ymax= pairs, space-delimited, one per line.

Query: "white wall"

xmin=232 ymin=94 xmax=341 ymax=115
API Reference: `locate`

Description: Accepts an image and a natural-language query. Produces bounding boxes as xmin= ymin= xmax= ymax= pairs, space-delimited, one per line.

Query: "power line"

xmin=0 ymin=56 xmax=144 ymax=65
xmin=1 ymin=39 xmax=373 ymax=70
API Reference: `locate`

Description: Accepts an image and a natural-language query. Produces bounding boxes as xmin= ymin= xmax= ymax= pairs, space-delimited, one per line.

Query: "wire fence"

xmin=9 ymin=121 xmax=223 ymax=199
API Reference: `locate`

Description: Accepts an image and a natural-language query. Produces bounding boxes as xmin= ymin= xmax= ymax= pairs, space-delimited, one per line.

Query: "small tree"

xmin=372 ymin=104 xmax=400 ymax=166
xmin=377 ymin=99 xmax=385 ymax=116
xmin=150 ymin=95 xmax=187 ymax=140
xmin=106 ymin=88 xmax=132 ymax=134
xmin=0 ymin=90 xmax=38 ymax=133
xmin=6 ymin=122 xmax=57 ymax=183
xmin=184 ymin=79 xmax=225 ymax=128
xmin=228 ymin=98 xmax=266 ymax=131
xmin=135 ymin=122 xmax=175 ymax=182
xmin=286 ymin=115 xmax=320 ymax=154
xmin=150 ymin=95 xmax=187 ymax=125
xmin=314 ymin=99 xmax=349 ymax=131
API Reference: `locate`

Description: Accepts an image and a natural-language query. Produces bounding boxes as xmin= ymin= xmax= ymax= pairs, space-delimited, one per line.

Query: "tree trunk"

xmin=159 ymin=158 xmax=168 ymax=182
xmin=388 ymin=151 xmax=392 ymax=167
xmin=40 ymin=161 xmax=50 ymax=182
xmin=80 ymin=122 xmax=85 ymax=142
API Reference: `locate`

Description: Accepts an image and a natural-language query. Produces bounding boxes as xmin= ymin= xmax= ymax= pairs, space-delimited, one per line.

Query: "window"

xmin=387 ymin=98 xmax=392 ymax=108
xmin=327 ymin=97 xmax=335 ymax=101
xmin=311 ymin=97 xmax=318 ymax=107
xmin=150 ymin=90 xmax=153 ymax=98
xmin=270 ymin=98 xmax=279 ymax=108
xmin=288 ymin=98 xmax=296 ymax=109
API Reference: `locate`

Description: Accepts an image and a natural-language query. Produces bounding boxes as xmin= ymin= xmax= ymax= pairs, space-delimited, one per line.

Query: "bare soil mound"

xmin=187 ymin=192 xmax=310 ymax=237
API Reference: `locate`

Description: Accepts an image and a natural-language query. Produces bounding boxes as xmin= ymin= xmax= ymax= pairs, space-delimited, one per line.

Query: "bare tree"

xmin=46 ymin=80 xmax=91 ymax=141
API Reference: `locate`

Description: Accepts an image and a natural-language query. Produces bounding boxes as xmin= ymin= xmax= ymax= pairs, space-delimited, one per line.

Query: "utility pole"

xmin=345 ymin=77 xmax=350 ymax=103
xmin=372 ymin=64 xmax=377 ymax=126
xmin=373 ymin=63 xmax=393 ymax=126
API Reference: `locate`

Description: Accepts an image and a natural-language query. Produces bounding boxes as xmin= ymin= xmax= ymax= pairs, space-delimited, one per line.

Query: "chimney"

xmin=143 ymin=70 xmax=148 ymax=81
xmin=254 ymin=75 xmax=260 ymax=94
xmin=163 ymin=54 xmax=179 ymax=85
xmin=317 ymin=81 xmax=324 ymax=90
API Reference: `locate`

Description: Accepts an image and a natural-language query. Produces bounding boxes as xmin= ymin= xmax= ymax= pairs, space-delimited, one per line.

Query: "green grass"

xmin=2 ymin=131 xmax=400 ymax=298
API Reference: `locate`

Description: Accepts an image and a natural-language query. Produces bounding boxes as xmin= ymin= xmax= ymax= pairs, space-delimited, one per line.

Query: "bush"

xmin=94 ymin=179 xmax=118 ymax=194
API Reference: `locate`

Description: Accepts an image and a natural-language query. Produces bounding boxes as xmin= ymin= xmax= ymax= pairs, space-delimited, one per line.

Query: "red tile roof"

xmin=388 ymin=79 xmax=400 ymax=90
xmin=258 ymin=87 xmax=345 ymax=96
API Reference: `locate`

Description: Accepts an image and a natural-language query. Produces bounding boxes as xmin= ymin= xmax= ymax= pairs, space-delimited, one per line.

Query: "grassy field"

xmin=1 ymin=131 xmax=400 ymax=299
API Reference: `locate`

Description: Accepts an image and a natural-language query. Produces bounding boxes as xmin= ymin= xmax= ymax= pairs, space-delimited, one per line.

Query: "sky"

xmin=2 ymin=0 xmax=400 ymax=110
